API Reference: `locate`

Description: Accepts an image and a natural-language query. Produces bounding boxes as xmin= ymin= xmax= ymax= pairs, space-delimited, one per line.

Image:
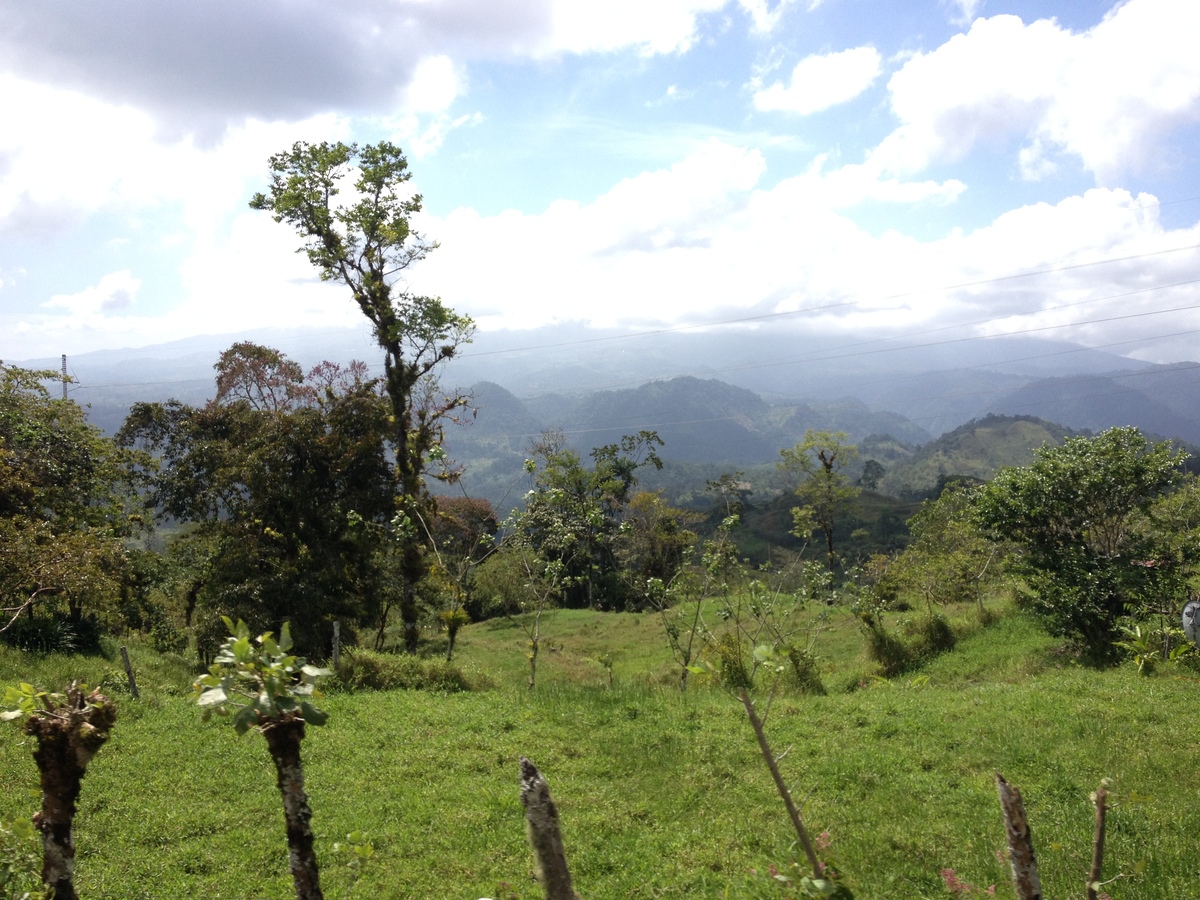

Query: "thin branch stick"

xmin=996 ymin=773 xmax=1043 ymax=900
xmin=0 ymin=589 xmax=54 ymax=633
xmin=1087 ymin=780 xmax=1110 ymax=900
xmin=739 ymin=689 xmax=822 ymax=878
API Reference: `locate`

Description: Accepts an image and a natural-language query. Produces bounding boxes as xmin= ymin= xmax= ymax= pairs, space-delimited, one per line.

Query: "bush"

xmin=334 ymin=648 xmax=474 ymax=692
xmin=150 ymin=618 xmax=188 ymax=655
xmin=784 ymin=644 xmax=827 ymax=696
xmin=0 ymin=615 xmax=78 ymax=654
xmin=909 ymin=614 xmax=957 ymax=659
xmin=860 ymin=614 xmax=911 ymax=678
xmin=0 ymin=815 xmax=46 ymax=900
xmin=715 ymin=632 xmax=752 ymax=690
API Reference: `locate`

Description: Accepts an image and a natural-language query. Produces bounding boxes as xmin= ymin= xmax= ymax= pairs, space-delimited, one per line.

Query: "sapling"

xmin=194 ymin=618 xmax=331 ymax=900
xmin=2 ymin=681 xmax=116 ymax=900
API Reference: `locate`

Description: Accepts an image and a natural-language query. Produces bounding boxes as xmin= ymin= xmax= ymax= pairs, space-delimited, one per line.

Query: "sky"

xmin=2 ymin=0 xmax=1199 ymax=366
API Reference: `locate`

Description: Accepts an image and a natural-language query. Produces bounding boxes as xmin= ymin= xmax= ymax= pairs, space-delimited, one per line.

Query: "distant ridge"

xmin=879 ymin=415 xmax=1084 ymax=497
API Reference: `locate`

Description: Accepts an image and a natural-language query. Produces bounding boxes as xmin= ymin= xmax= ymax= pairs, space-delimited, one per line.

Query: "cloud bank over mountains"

xmin=1 ymin=0 xmax=1197 ymax=367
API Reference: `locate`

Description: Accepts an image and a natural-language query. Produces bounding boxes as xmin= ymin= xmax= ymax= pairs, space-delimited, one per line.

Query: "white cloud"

xmin=392 ymin=141 xmax=1200 ymax=362
xmin=43 ymin=270 xmax=141 ymax=316
xmin=544 ymin=0 xmax=727 ymax=56
xmin=753 ymin=47 xmax=882 ymax=115
xmin=404 ymin=55 xmax=463 ymax=114
xmin=737 ymin=0 xmax=801 ymax=33
xmin=871 ymin=0 xmax=1200 ymax=183
xmin=0 ymin=72 xmax=348 ymax=237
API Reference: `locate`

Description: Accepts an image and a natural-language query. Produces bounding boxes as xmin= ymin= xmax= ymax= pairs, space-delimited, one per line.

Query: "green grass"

xmin=2 ymin=606 xmax=1199 ymax=898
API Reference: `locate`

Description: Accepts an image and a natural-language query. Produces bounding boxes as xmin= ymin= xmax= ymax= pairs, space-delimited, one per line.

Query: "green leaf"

xmin=232 ymin=706 xmax=259 ymax=735
xmin=300 ymin=701 xmax=329 ymax=726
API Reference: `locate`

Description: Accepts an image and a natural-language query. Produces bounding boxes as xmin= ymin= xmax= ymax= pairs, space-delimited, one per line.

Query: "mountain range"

xmin=12 ymin=323 xmax=1199 ymax=511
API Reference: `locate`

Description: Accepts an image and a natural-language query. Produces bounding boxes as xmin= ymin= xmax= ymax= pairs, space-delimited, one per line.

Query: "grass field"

xmin=2 ymin=604 xmax=1199 ymax=898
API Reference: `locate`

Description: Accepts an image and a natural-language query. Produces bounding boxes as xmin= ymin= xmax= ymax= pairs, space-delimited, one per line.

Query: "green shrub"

xmin=150 ymin=618 xmax=188 ymax=655
xmin=334 ymin=648 xmax=473 ymax=692
xmin=860 ymin=614 xmax=911 ymax=677
xmin=0 ymin=815 xmax=46 ymax=900
xmin=909 ymin=614 xmax=957 ymax=659
xmin=715 ymin=632 xmax=752 ymax=690
xmin=784 ymin=644 xmax=827 ymax=696
xmin=0 ymin=615 xmax=77 ymax=654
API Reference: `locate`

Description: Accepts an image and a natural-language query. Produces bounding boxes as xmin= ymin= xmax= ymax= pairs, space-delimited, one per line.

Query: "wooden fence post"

xmin=1086 ymin=779 xmax=1110 ymax=900
xmin=519 ymin=757 xmax=579 ymax=900
xmin=118 ymin=646 xmax=139 ymax=700
xmin=996 ymin=773 xmax=1042 ymax=900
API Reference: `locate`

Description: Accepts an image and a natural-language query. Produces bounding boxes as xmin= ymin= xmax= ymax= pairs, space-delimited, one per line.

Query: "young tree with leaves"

xmin=521 ymin=430 xmax=663 ymax=609
xmin=195 ymin=620 xmax=331 ymax=900
xmin=891 ymin=480 xmax=1004 ymax=615
xmin=779 ymin=430 xmax=860 ymax=569
xmin=250 ymin=141 xmax=475 ymax=651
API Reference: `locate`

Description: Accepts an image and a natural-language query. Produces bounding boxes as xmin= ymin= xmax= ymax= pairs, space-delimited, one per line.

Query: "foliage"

xmin=194 ymin=619 xmax=330 ymax=735
xmin=519 ymin=430 xmax=665 ymax=610
xmin=250 ymin=140 xmax=475 ymax=652
xmin=213 ymin=341 xmax=310 ymax=411
xmin=779 ymin=431 xmax=861 ymax=568
xmin=890 ymin=482 xmax=1005 ymax=612
xmin=469 ymin=545 xmax=540 ymax=620
xmin=119 ymin=348 xmax=397 ymax=654
xmin=857 ymin=611 xmax=913 ymax=677
xmin=1 ymin=363 xmax=141 ymax=639
xmin=0 ymin=815 xmax=45 ymax=900
xmin=975 ymin=427 xmax=1190 ymax=659
xmin=426 ymin=496 xmax=499 ymax=656
xmin=1113 ymin=623 xmax=1160 ymax=675
xmin=333 ymin=648 xmax=473 ymax=693
xmin=783 ymin=644 xmax=827 ymax=695
xmin=616 ymin=490 xmax=699 ymax=609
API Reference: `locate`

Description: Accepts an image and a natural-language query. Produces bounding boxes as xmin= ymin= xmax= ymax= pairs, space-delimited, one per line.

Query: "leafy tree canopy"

xmin=975 ymin=426 xmax=1190 ymax=658
xmin=779 ymin=430 xmax=861 ymax=568
xmin=1 ymin=363 xmax=139 ymax=640
xmin=118 ymin=348 xmax=397 ymax=654
xmin=518 ymin=430 xmax=665 ymax=610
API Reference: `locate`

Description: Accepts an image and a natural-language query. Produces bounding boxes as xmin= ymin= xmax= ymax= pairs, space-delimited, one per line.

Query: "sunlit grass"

xmin=2 ymin=605 xmax=1198 ymax=897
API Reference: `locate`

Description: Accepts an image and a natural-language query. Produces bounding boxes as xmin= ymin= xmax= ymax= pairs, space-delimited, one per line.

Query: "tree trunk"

xmin=519 ymin=758 xmax=578 ymax=900
xmin=263 ymin=718 xmax=324 ymax=900
xmin=23 ymin=686 xmax=116 ymax=900
xmin=996 ymin=773 xmax=1042 ymax=900
xmin=400 ymin=544 xmax=422 ymax=653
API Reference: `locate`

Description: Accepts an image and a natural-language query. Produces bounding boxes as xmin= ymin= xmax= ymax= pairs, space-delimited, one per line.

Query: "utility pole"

xmin=61 ymin=354 xmax=67 ymax=400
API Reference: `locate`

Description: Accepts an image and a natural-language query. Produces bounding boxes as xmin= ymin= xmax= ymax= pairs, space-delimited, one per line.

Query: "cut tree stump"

xmin=996 ymin=773 xmax=1042 ymax=900
xmin=519 ymin=757 xmax=579 ymax=900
